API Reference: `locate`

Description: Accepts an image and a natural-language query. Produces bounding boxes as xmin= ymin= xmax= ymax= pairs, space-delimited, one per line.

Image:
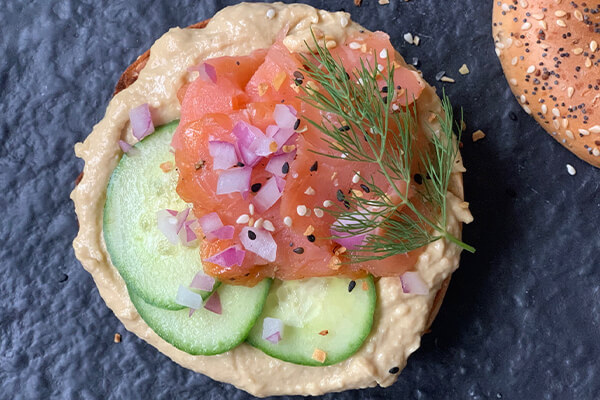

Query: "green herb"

xmin=299 ymin=35 xmax=474 ymax=262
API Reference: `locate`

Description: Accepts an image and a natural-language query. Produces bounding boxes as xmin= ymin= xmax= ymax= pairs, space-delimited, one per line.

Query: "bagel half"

xmin=493 ymin=1 xmax=600 ymax=167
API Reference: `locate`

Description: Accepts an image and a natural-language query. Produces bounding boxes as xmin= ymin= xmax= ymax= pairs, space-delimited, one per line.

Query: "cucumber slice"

xmin=247 ymin=276 xmax=376 ymax=366
xmin=129 ymin=279 xmax=271 ymax=355
xmin=104 ymin=121 xmax=200 ymax=310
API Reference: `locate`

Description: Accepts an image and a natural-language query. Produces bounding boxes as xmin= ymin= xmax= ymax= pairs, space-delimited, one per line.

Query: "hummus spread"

xmin=71 ymin=2 xmax=473 ymax=397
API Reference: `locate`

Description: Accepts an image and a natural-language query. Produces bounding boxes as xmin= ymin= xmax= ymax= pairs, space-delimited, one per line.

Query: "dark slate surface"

xmin=1 ymin=0 xmax=599 ymax=398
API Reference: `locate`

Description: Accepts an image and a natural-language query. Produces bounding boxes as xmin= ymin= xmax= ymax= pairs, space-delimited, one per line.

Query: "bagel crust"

xmin=493 ymin=1 xmax=600 ymax=167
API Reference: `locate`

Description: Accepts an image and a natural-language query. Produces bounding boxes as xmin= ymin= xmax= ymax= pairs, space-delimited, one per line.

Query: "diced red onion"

xmin=265 ymin=152 xmax=295 ymax=177
xmin=178 ymin=220 xmax=198 ymax=247
xmin=274 ymin=175 xmax=286 ymax=192
xmin=216 ymin=167 xmax=252 ymax=195
xmin=175 ymin=285 xmax=204 ymax=309
xmin=199 ymin=212 xmax=223 ymax=240
xmin=266 ymin=125 xmax=279 ymax=138
xmin=233 ymin=121 xmax=263 ymax=167
xmin=211 ymin=225 xmax=234 ymax=240
xmin=249 ymin=134 xmax=277 ymax=157
xmin=239 ymin=227 xmax=277 ymax=262
xmin=274 ymin=104 xmax=297 ymax=129
xmin=204 ymin=292 xmax=222 ymax=315
xmin=262 ymin=317 xmax=283 ymax=344
xmin=253 ymin=178 xmax=282 ymax=213
xmin=209 ymin=141 xmax=238 ymax=170
xmin=129 ymin=103 xmax=154 ymax=140
xmin=205 ymin=245 xmax=246 ymax=268
xmin=400 ymin=271 xmax=429 ymax=295
xmin=190 ymin=271 xmax=215 ymax=292
xmin=267 ymin=126 xmax=296 ymax=151
xmin=118 ymin=140 xmax=133 ymax=153
xmin=330 ymin=218 xmax=368 ymax=251
xmin=156 ymin=209 xmax=180 ymax=244
xmin=189 ymin=62 xmax=217 ymax=84
xmin=175 ymin=207 xmax=191 ymax=234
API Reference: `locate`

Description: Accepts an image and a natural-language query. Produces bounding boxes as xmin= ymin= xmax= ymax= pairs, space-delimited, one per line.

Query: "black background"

xmin=1 ymin=0 xmax=599 ymax=399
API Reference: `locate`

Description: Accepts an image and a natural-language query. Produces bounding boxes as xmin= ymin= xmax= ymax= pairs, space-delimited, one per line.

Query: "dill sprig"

xmin=298 ymin=35 xmax=475 ymax=262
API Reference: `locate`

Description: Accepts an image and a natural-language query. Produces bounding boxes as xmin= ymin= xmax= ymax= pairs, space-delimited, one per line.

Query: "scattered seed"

xmin=360 ymin=184 xmax=370 ymax=193
xmin=283 ymin=216 xmax=293 ymax=227
xmin=248 ymin=230 xmax=257 ymax=240
xmin=236 ymin=214 xmax=250 ymax=224
xmin=352 ymin=172 xmax=360 ymax=184
xmin=293 ymin=247 xmax=305 ymax=254
xmin=114 ymin=333 xmax=121 ymax=343
xmin=319 ymin=330 xmax=329 ymax=336
xmin=566 ymin=164 xmax=576 ymax=176
xmin=249 ymin=203 xmax=255 ymax=215
xmin=403 ymin=32 xmax=414 ymax=44
xmin=294 ymin=119 xmax=301 ymax=130
xmin=304 ymin=186 xmax=316 ymax=195
xmin=293 ymin=71 xmax=304 ymax=80
xmin=440 ymin=76 xmax=455 ymax=83
xmin=313 ymin=208 xmax=324 ymax=218
xmin=266 ymin=8 xmax=275 ymax=19
xmin=323 ymin=200 xmax=333 ymax=208
xmin=379 ymin=49 xmax=388 ymax=59
xmin=297 ymin=205 xmax=308 ymax=216
xmin=336 ymin=189 xmax=345 ymax=202
xmin=472 ymin=130 xmax=486 ymax=142
xmin=263 ymin=220 xmax=275 ymax=232
xmin=310 ymin=161 xmax=318 ymax=172
xmin=349 ymin=42 xmax=361 ymax=50
xmin=348 ymin=280 xmax=356 ymax=292
xmin=389 ymin=367 xmax=400 ymax=374
xmin=414 ymin=174 xmax=423 ymax=185
xmin=307 ymin=234 xmax=316 ymax=242
xmin=251 ymin=183 xmax=262 ymax=193
xmin=253 ymin=218 xmax=263 ymax=229
xmin=282 ymin=162 xmax=290 ymax=174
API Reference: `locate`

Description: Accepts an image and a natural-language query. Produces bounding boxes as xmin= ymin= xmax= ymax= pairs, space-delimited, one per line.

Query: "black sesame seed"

xmin=381 ymin=86 xmax=388 ymax=93
xmin=414 ymin=174 xmax=423 ymax=185
xmin=251 ymin=183 xmax=262 ymax=193
xmin=289 ymin=242 xmax=294 ymax=247
xmin=336 ymin=189 xmax=345 ymax=201
xmin=360 ymin=184 xmax=370 ymax=193
xmin=343 ymin=200 xmax=350 ymax=209
xmin=248 ymin=230 xmax=257 ymax=240
xmin=307 ymin=234 xmax=316 ymax=242
xmin=236 ymin=162 xmax=245 ymax=167
xmin=293 ymin=247 xmax=305 ymax=254
xmin=282 ymin=162 xmax=290 ymax=174
xmin=294 ymin=78 xmax=303 ymax=86
xmin=338 ymin=125 xmax=350 ymax=131
xmin=389 ymin=367 xmax=400 ymax=374
xmin=294 ymin=119 xmax=300 ymax=130
xmin=382 ymin=96 xmax=388 ymax=104
xmin=236 ymin=61 xmax=240 ymax=66
xmin=293 ymin=71 xmax=304 ymax=80
xmin=310 ymin=161 xmax=318 ymax=172
xmin=59 ymin=274 xmax=68 ymax=283
xmin=509 ymin=111 xmax=518 ymax=121
xmin=348 ymin=280 xmax=356 ymax=292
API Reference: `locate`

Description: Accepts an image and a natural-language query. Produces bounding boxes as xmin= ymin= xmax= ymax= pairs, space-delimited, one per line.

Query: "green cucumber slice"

xmin=129 ymin=279 xmax=271 ymax=355
xmin=104 ymin=120 xmax=201 ymax=310
xmin=247 ymin=276 xmax=376 ymax=366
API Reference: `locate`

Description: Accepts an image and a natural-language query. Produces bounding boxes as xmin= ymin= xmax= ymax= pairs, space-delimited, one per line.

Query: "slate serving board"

xmin=1 ymin=0 xmax=598 ymax=399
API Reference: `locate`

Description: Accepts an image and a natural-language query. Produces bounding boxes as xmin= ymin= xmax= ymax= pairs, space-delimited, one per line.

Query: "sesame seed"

xmin=590 ymin=126 xmax=600 ymax=134
xmin=266 ymin=8 xmax=275 ymax=19
xmin=323 ymin=200 xmax=333 ymax=208
xmin=539 ymin=20 xmax=547 ymax=30
xmin=247 ymin=230 xmax=257 ymax=240
xmin=591 ymin=41 xmax=598 ymax=52
xmin=251 ymin=183 xmax=262 ymax=193
xmin=567 ymin=87 xmax=574 ymax=98
xmin=314 ymin=208 xmax=324 ymax=218
xmin=552 ymin=108 xmax=560 ymax=117
xmin=389 ymin=367 xmax=400 ymax=374
xmin=326 ymin=40 xmax=337 ymax=49
xmin=579 ymin=129 xmax=590 ymax=136
xmin=520 ymin=94 xmax=527 ymax=104
xmin=403 ymin=32 xmax=414 ymax=44
xmin=509 ymin=78 xmax=518 ymax=86
xmin=565 ymin=130 xmax=574 ymax=139
xmin=566 ymin=164 xmax=576 ymax=176
xmin=293 ymin=247 xmax=305 ymax=254
xmin=281 ymin=162 xmax=289 ymax=174
xmin=440 ymin=76 xmax=455 ymax=83
xmin=114 ymin=333 xmax=121 ymax=343
xmin=541 ymin=104 xmax=548 ymax=115
xmin=309 ymin=161 xmax=318 ymax=172
xmin=526 ymin=65 xmax=535 ymax=74
xmin=292 ymin=172 xmax=298 ymax=178
xmin=593 ymin=149 xmax=600 ymax=157
xmin=307 ymin=234 xmax=316 ymax=242
xmin=297 ymin=205 xmax=308 ymax=216
xmin=377 ymin=64 xmax=384 ymax=72
xmin=346 ymin=280 xmax=356 ymax=292
xmin=253 ymin=218 xmax=264 ymax=229
xmin=304 ymin=186 xmax=316 ymax=195
xmin=574 ymin=10 xmax=583 ymax=21
xmin=249 ymin=204 xmax=255 ymax=215
xmin=573 ymin=48 xmax=584 ymax=55
xmin=556 ymin=19 xmax=566 ymax=27
xmin=522 ymin=105 xmax=532 ymax=115
xmin=413 ymin=35 xmax=421 ymax=46
xmin=293 ymin=119 xmax=300 ymax=130
xmin=263 ymin=220 xmax=275 ymax=232
xmin=360 ymin=183 xmax=371 ymax=192
xmin=340 ymin=16 xmax=349 ymax=27
xmin=532 ymin=13 xmax=544 ymax=20
xmin=554 ymin=10 xmax=566 ymax=17
xmin=236 ymin=214 xmax=250 ymax=224
xmin=349 ymin=42 xmax=361 ymax=50
xmin=336 ymin=189 xmax=345 ymax=202
xmin=521 ymin=22 xmax=532 ymax=30
xmin=379 ymin=49 xmax=388 ymax=59
xmin=283 ymin=216 xmax=293 ymax=227
xmin=352 ymin=172 xmax=360 ymax=184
